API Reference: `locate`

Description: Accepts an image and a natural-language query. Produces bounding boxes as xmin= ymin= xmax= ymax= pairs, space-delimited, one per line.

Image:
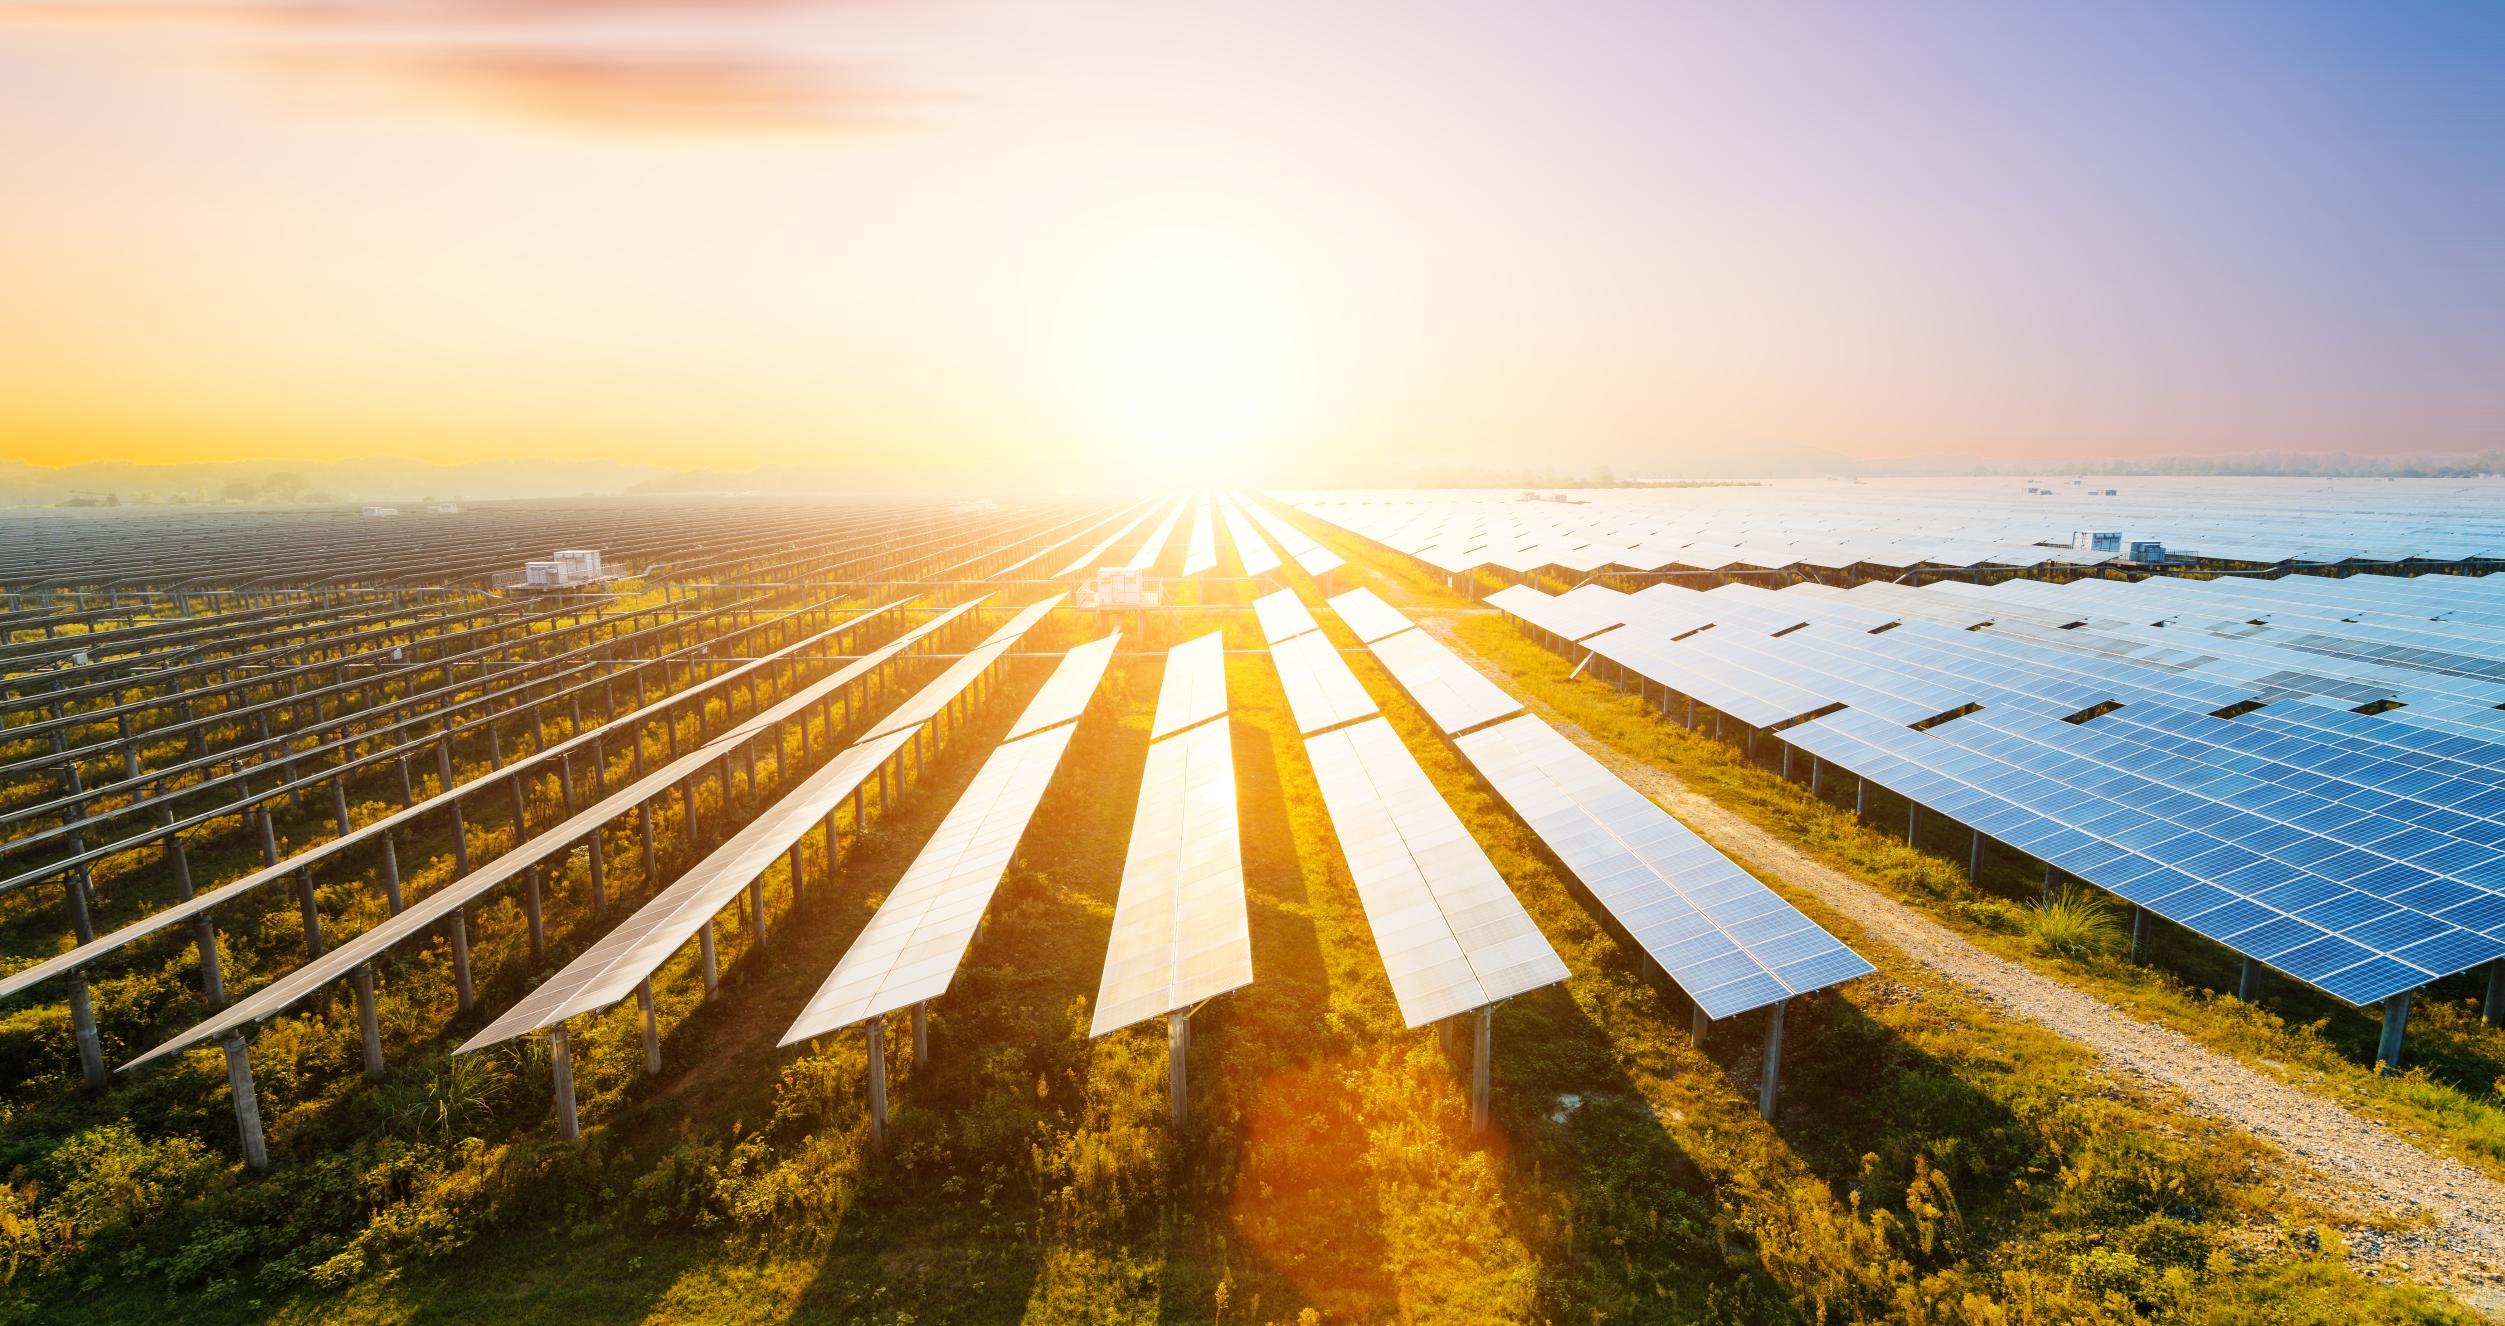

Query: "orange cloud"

xmin=0 ymin=0 xmax=898 ymax=133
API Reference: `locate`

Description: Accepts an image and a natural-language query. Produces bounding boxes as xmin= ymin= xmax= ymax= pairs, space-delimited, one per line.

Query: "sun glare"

xmin=1102 ymin=291 xmax=1279 ymax=481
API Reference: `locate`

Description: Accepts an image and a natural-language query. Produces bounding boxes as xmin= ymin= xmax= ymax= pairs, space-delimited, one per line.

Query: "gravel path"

xmin=1429 ymin=618 xmax=2505 ymax=1312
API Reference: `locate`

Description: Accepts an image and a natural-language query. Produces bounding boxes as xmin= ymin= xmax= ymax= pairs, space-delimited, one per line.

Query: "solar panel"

xmin=1253 ymin=587 xmax=1320 ymax=645
xmin=863 ymin=597 xmax=1066 ymax=740
xmin=1091 ymin=718 xmax=1251 ymax=1035
xmin=0 ymin=597 xmax=915 ymax=1005
xmin=1182 ymin=500 xmax=1218 ymax=576
xmin=1456 ymin=714 xmax=1872 ymax=1017
xmin=1269 ymin=630 xmax=1381 ymax=736
xmin=121 ymin=596 xmax=994 ymax=1071
xmin=782 ymin=722 xmax=1082 ymax=1043
xmin=1003 ymin=632 xmax=1120 ymax=742
xmin=1366 ymin=628 xmax=1525 ymax=735
xmin=1054 ymin=500 xmax=1161 ymax=578
xmin=1324 ymin=587 xmax=1414 ymax=645
xmin=1123 ymin=497 xmax=1188 ymax=571
xmin=461 ymin=728 xmax=916 ymax=1052
xmin=1149 ymin=631 xmax=1229 ymax=740
xmin=1305 ymin=718 xmax=1567 ymax=1025
xmin=1220 ymin=498 xmax=1283 ymax=577
xmin=458 ymin=596 xmax=1074 ymax=1053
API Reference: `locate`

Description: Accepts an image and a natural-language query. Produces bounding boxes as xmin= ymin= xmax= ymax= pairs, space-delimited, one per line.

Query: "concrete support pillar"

xmin=550 ymin=1027 xmax=580 ymax=1142
xmin=448 ymin=908 xmax=474 ymax=1012
xmin=257 ymin=804 xmax=281 ymax=865
xmin=747 ymin=878 xmax=767 ymax=950
xmin=67 ymin=972 xmax=106 ymax=1089
xmin=699 ymin=920 xmax=718 ymax=994
xmin=640 ymin=803 xmax=659 ymax=885
xmin=867 ymin=1018 xmax=890 ymax=1150
xmin=223 ymin=1034 xmax=269 ymax=1170
xmin=2237 ymin=958 xmax=2260 ymax=1003
xmin=1690 ymin=1006 xmax=1709 ymax=1049
xmin=1168 ymin=1010 xmax=1190 ymax=1129
xmin=1470 ymin=1005 xmax=1493 ymax=1132
xmin=2129 ymin=906 xmax=2152 ymax=963
xmin=1969 ymin=830 xmax=1984 ymax=882
xmin=1759 ymin=1000 xmax=1788 ymax=1121
xmin=637 ymin=979 xmax=661 ymax=1074
xmin=353 ymin=964 xmax=384 ymax=1080
xmin=912 ymin=1000 xmax=929 ymax=1064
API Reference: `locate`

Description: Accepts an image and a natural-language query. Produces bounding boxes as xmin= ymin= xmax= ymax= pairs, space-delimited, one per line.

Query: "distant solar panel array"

xmin=1491 ymin=570 xmax=2505 ymax=1063
xmin=1280 ymin=478 xmax=2505 ymax=580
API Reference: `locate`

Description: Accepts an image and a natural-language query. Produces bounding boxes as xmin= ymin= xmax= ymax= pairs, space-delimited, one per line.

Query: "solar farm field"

xmin=2 ymin=492 xmax=2501 ymax=1324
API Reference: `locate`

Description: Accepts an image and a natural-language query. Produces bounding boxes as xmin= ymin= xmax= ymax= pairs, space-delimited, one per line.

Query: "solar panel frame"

xmin=1269 ymin=629 xmax=1382 ymax=736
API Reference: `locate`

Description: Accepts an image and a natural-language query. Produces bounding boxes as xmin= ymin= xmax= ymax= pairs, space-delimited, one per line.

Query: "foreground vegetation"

xmin=0 ymin=554 xmax=2489 ymax=1322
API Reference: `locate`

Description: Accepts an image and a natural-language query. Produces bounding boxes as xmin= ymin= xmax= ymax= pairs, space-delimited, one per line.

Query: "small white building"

xmin=361 ymin=505 xmax=401 ymax=518
xmin=2072 ymin=530 xmax=2123 ymax=553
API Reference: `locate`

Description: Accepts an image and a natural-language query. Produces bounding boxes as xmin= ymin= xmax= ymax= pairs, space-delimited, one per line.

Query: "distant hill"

xmin=0 ymin=457 xmax=670 ymax=507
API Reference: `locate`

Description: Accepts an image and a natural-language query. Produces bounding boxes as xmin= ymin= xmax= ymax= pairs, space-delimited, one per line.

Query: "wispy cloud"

xmin=0 ymin=0 xmax=905 ymax=133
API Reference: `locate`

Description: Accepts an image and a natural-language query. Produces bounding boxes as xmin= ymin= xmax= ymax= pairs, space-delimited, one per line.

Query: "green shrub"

xmin=2029 ymin=886 xmax=2125 ymax=960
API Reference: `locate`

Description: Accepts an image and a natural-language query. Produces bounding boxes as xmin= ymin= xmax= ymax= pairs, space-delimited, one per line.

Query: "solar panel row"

xmin=1489 ymin=573 xmax=2505 ymax=1018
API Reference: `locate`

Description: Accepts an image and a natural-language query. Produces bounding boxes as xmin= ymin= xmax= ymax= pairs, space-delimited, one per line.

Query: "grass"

xmin=0 ymin=548 xmax=2490 ymax=1322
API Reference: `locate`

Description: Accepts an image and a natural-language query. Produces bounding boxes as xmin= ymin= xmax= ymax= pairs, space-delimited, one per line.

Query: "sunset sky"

xmin=2 ymin=2 xmax=2499 ymax=483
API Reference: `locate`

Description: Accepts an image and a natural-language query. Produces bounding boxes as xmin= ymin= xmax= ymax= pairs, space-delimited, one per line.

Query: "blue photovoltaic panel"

xmin=1456 ymin=714 xmax=1871 ymax=1018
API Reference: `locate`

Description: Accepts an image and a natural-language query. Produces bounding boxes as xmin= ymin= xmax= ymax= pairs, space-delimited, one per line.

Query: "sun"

xmin=1102 ymin=291 xmax=1279 ymax=481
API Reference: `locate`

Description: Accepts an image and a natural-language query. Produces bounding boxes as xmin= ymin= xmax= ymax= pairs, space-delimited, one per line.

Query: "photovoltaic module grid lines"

xmin=780 ymin=633 xmax=1117 ymax=1042
xmin=1305 ymin=586 xmax=1868 ymax=1019
xmin=1487 ymin=570 xmax=2505 ymax=1007
xmin=456 ymin=597 xmax=1065 ymax=1054
xmin=1306 ymin=718 xmax=1568 ymax=1026
xmin=1458 ymin=715 xmax=1874 ymax=1018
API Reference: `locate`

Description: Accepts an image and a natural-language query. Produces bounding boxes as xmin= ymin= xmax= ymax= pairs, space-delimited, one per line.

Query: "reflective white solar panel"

xmin=1367 ymin=628 xmax=1525 ymax=735
xmin=1183 ymin=501 xmax=1218 ymax=576
xmin=1254 ymin=588 xmax=1320 ymax=645
xmin=1054 ymin=501 xmax=1162 ymax=578
xmin=782 ymin=724 xmax=1081 ymax=1042
xmin=1 ymin=597 xmax=914 ymax=1006
xmin=1325 ymin=587 xmax=1414 ymax=645
xmin=1485 ymin=584 xmax=1634 ymax=642
xmin=1270 ymin=630 xmax=1381 ymax=736
xmin=1004 ymin=633 xmax=1120 ymax=743
xmin=1456 ymin=714 xmax=1871 ymax=1018
xmin=1091 ymin=719 xmax=1252 ymax=1035
xmin=1150 ymin=631 xmax=1229 ymax=740
xmin=125 ymin=596 xmax=992 ymax=1070
xmin=1306 ymin=718 xmax=1567 ymax=1025
xmin=1124 ymin=497 xmax=1188 ymax=571
xmin=863 ymin=597 xmax=1064 ymax=740
xmin=1221 ymin=498 xmax=1283 ymax=576
xmin=462 ymin=728 xmax=916 ymax=1052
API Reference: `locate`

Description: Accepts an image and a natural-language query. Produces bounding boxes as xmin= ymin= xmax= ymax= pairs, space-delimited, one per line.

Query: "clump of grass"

xmin=2025 ymin=886 xmax=2124 ymax=961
